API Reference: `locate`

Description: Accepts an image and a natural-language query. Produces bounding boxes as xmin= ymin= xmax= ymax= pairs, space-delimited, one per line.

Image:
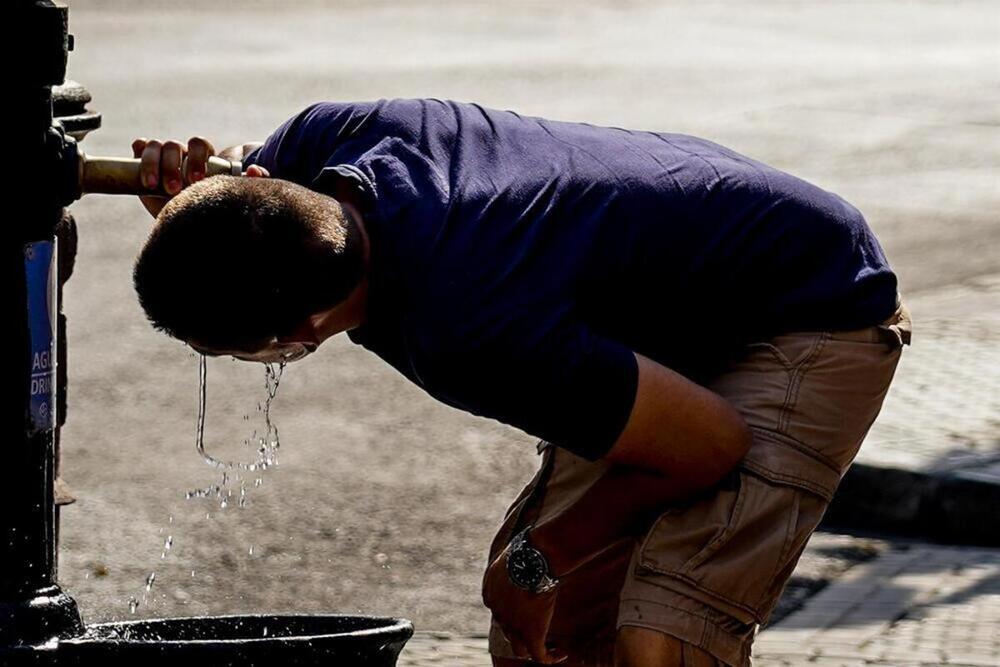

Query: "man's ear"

xmin=276 ymin=317 xmax=321 ymax=345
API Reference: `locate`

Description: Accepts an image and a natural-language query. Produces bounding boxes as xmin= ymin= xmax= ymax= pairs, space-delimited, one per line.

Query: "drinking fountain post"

xmin=1 ymin=0 xmax=85 ymax=648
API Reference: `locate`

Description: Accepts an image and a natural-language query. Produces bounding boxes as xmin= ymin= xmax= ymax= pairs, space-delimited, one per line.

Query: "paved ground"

xmin=398 ymin=540 xmax=1000 ymax=666
xmin=51 ymin=0 xmax=1000 ymax=650
xmin=753 ymin=544 xmax=1000 ymax=666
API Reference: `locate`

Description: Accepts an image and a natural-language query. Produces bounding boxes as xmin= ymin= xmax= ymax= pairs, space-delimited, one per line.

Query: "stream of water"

xmin=128 ymin=356 xmax=286 ymax=614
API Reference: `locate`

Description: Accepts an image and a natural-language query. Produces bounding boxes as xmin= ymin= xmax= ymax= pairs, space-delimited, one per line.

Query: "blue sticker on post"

xmin=25 ymin=240 xmax=58 ymax=434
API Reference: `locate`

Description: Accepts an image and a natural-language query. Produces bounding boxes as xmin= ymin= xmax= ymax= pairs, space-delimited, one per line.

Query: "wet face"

xmin=187 ymin=338 xmax=318 ymax=364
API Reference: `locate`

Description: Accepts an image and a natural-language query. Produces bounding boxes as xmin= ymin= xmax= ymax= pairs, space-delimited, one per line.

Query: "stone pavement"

xmin=753 ymin=543 xmax=1000 ymax=666
xmin=397 ymin=540 xmax=1000 ymax=666
xmin=824 ymin=275 xmax=1000 ymax=544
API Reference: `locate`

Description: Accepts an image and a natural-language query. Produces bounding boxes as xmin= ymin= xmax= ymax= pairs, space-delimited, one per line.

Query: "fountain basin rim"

xmin=63 ymin=613 xmax=413 ymax=646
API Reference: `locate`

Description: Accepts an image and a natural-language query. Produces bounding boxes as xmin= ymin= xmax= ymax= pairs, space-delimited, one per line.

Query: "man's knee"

xmin=614 ymin=625 xmax=720 ymax=667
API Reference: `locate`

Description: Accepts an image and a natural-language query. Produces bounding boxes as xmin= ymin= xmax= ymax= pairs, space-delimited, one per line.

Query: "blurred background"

xmin=59 ymin=0 xmax=999 ymax=635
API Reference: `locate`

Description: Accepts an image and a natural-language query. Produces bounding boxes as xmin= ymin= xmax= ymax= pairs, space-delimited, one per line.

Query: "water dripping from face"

xmin=189 ymin=339 xmax=316 ymax=365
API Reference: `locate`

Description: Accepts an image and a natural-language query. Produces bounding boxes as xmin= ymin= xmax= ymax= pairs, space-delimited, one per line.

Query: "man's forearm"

xmin=529 ymin=462 xmax=734 ymax=576
xmin=523 ymin=352 xmax=752 ymax=577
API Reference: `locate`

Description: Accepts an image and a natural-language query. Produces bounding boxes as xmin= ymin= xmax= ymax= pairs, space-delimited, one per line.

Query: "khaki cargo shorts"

xmin=487 ymin=300 xmax=913 ymax=666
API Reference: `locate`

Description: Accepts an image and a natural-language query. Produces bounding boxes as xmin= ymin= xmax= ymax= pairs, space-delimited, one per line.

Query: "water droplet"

xmin=263 ymin=626 xmax=269 ymax=637
xmin=145 ymin=572 xmax=156 ymax=592
xmin=161 ymin=535 xmax=173 ymax=559
xmin=128 ymin=597 xmax=139 ymax=614
xmin=249 ymin=545 xmax=255 ymax=556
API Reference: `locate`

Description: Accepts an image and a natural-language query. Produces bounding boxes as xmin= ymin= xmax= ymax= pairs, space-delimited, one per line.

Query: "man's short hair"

xmin=133 ymin=175 xmax=364 ymax=351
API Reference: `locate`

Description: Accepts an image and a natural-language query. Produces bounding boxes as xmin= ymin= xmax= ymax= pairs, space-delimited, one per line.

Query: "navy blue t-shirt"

xmin=244 ymin=99 xmax=898 ymax=460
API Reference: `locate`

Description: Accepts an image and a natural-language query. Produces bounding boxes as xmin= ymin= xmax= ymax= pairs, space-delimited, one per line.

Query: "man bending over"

xmin=131 ymin=98 xmax=911 ymax=666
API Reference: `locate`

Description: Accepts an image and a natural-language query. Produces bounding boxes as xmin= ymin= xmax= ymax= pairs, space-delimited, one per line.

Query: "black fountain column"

xmin=1 ymin=0 xmax=85 ymax=651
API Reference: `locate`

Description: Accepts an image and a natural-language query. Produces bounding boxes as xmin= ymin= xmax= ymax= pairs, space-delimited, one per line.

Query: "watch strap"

xmin=507 ymin=525 xmax=559 ymax=594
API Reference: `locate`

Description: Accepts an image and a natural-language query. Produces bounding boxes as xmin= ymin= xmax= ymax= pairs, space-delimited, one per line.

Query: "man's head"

xmin=133 ymin=175 xmax=365 ymax=360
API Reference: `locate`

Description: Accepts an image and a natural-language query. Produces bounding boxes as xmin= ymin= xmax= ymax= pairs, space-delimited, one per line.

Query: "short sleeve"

xmin=242 ymin=101 xmax=380 ymax=185
xmin=413 ymin=321 xmax=639 ymax=461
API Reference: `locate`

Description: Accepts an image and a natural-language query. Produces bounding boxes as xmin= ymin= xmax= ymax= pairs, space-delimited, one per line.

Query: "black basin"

xmin=4 ymin=614 xmax=413 ymax=666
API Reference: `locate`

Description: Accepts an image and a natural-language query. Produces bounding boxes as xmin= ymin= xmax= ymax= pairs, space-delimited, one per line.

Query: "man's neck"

xmin=309 ymin=196 xmax=371 ymax=343
xmin=310 ymin=275 xmax=369 ymax=342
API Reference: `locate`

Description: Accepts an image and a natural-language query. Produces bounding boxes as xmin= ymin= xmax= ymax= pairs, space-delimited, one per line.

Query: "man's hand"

xmin=483 ymin=543 xmax=568 ymax=664
xmin=130 ymin=137 xmax=269 ymax=218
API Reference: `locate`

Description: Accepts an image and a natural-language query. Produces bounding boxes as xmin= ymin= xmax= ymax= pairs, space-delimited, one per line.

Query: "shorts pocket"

xmin=635 ymin=462 xmax=833 ymax=625
xmin=744 ymin=341 xmax=793 ymax=369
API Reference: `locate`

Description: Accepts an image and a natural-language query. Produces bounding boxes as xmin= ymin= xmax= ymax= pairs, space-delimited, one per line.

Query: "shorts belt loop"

xmin=877 ymin=301 xmax=913 ymax=348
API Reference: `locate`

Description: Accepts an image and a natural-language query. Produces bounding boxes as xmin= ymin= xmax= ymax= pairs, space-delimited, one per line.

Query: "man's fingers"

xmin=161 ymin=140 xmax=186 ymax=196
xmin=506 ymin=631 xmax=530 ymax=660
xmin=186 ymin=136 xmax=215 ymax=183
xmin=188 ymin=135 xmax=216 ymax=157
xmin=139 ymin=140 xmax=163 ymax=191
xmin=245 ymin=165 xmax=270 ymax=178
xmin=500 ymin=622 xmax=564 ymax=664
xmin=522 ymin=629 xmax=546 ymax=661
xmin=132 ymin=138 xmax=148 ymax=159
xmin=526 ymin=632 xmax=566 ymax=664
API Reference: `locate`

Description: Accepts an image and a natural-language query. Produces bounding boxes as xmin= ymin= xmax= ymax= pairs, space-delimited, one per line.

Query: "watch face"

xmin=507 ymin=545 xmax=548 ymax=591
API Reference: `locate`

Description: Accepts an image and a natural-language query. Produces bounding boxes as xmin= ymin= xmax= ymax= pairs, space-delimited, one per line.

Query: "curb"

xmin=821 ymin=462 xmax=1000 ymax=546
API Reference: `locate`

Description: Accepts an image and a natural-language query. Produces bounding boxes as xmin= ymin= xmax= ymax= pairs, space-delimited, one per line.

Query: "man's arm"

xmin=530 ymin=351 xmax=752 ymax=575
xmin=606 ymin=352 xmax=751 ymax=481
xmin=482 ymin=352 xmax=750 ymax=662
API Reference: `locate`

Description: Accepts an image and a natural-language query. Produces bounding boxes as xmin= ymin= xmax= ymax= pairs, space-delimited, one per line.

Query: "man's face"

xmin=188 ymin=338 xmax=318 ymax=364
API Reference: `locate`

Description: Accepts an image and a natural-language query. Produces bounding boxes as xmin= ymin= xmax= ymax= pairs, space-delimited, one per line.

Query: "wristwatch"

xmin=505 ymin=526 xmax=558 ymax=593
